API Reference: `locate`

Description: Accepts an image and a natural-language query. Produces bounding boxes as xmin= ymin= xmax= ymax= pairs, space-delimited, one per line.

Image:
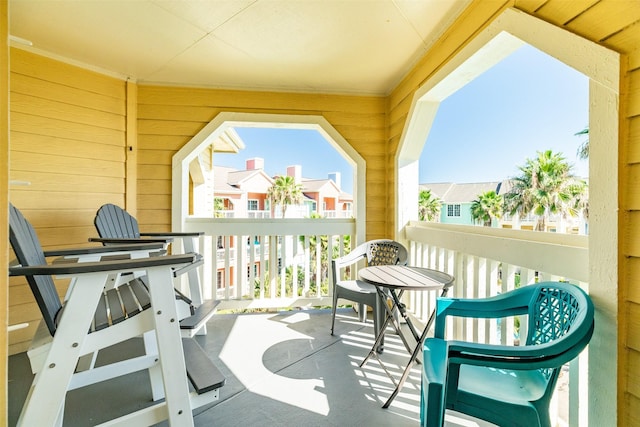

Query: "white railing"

xmin=214 ymin=211 xmax=236 ymax=218
xmin=183 ymin=217 xmax=355 ymax=310
xmin=247 ymin=210 xmax=271 ymax=219
xmin=323 ymin=210 xmax=353 ymax=218
xmin=404 ymin=220 xmax=588 ymax=427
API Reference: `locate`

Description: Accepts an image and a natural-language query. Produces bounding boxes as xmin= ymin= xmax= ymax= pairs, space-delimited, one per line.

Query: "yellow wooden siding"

xmin=137 ymin=85 xmax=387 ymax=238
xmin=389 ymin=0 xmax=640 ymax=423
xmin=8 ymin=48 xmax=127 ymax=353
xmin=1 ymin=0 xmax=9 ymax=412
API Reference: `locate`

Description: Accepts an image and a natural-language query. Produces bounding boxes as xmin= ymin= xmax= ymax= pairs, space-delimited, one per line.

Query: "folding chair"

xmin=330 ymin=239 xmax=408 ymax=352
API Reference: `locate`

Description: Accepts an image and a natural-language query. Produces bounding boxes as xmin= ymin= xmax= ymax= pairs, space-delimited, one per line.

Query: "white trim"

xmin=172 ymin=113 xmax=366 ymax=245
xmin=396 ymin=7 xmax=619 ymax=427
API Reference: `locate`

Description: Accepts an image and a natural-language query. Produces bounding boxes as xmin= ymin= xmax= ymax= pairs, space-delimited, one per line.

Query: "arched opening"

xmin=396 ymin=8 xmax=619 ymax=426
xmin=172 ymin=112 xmax=366 ymax=244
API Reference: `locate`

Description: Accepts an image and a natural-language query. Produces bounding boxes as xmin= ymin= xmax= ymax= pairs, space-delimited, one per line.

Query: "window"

xmin=447 ymin=204 xmax=461 ymax=217
xmin=216 ymin=271 xmax=224 ymax=290
xmin=247 ymin=264 xmax=259 ymax=278
xmin=217 ymin=236 xmax=224 ymax=249
xmin=248 ymin=199 xmax=259 ymax=211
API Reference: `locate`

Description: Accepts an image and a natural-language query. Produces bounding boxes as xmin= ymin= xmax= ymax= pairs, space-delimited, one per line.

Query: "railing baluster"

xmin=476 ymin=256 xmax=487 ymax=342
xmin=224 ymin=235 xmax=231 ymax=300
xmin=313 ymin=236 xmax=321 ymax=297
xmin=248 ymin=235 xmax=256 ymax=299
xmin=280 ymin=236 xmax=287 ymax=297
xmin=303 ymin=235 xmax=311 ymax=296
xmin=269 ymin=236 xmax=277 ymax=299
xmin=258 ymin=235 xmax=266 ymax=299
xmin=487 ymin=259 xmax=499 ymax=344
xmin=292 ymin=235 xmax=300 ymax=298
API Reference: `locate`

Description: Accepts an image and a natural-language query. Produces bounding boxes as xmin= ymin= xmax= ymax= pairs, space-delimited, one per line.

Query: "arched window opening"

xmin=419 ymin=44 xmax=589 ymax=234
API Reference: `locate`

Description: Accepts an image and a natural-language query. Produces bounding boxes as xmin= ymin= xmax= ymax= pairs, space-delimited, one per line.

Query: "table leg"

xmin=359 ymin=287 xmax=395 ymax=366
xmin=382 ymin=288 xmax=449 ymax=408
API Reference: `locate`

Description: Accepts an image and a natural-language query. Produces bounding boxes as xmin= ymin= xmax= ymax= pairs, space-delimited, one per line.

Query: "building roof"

xmin=213 ymin=166 xmax=243 ymax=194
xmin=228 ymin=169 xmax=273 ymax=186
xmin=421 ymin=182 xmax=502 ymax=204
xmin=301 ymin=178 xmax=341 ymax=194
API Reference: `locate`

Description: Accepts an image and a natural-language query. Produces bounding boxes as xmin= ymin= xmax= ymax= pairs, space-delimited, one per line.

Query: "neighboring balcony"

xmin=247 ymin=210 xmax=272 ymax=219
xmin=323 ymin=209 xmax=353 ymax=218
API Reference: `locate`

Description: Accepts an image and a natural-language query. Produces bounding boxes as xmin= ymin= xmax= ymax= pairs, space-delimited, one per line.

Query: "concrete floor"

xmin=8 ymin=308 xmax=492 ymax=427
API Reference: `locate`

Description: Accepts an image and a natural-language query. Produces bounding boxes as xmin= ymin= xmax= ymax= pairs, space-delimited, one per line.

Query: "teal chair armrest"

xmin=446 ymin=340 xmax=563 ymax=370
xmin=434 ymin=286 xmax=536 ymax=338
xmin=422 ymin=338 xmax=448 ymax=427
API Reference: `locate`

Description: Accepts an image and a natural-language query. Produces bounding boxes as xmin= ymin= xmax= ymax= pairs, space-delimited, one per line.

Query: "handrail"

xmin=405 ymin=221 xmax=588 ymax=282
xmin=185 ymin=217 xmax=354 ymax=236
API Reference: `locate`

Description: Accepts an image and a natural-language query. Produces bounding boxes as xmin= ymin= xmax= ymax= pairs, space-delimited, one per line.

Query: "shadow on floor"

xmin=8 ymin=308 xmax=492 ymax=427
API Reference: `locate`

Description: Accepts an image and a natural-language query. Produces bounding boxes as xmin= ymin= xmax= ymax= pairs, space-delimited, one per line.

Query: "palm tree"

xmin=418 ymin=189 xmax=442 ymax=222
xmin=470 ymin=190 xmax=503 ymax=227
xmin=503 ymin=150 xmax=587 ymax=232
xmin=213 ymin=197 xmax=225 ymax=218
xmin=267 ymin=175 xmax=303 ymax=218
xmin=575 ymin=126 xmax=589 ymax=160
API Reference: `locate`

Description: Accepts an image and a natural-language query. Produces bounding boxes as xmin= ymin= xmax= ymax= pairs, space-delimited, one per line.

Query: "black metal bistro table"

xmin=358 ymin=265 xmax=454 ymax=408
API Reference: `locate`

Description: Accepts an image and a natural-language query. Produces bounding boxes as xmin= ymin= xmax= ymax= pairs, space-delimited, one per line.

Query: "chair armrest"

xmin=422 ymin=338 xmax=449 ymax=426
xmin=9 ymin=253 xmax=195 ymax=276
xmin=425 ymin=338 xmax=560 ymax=383
xmin=449 ymin=339 xmax=552 ymax=363
xmin=43 ymin=242 xmax=166 ymax=258
xmin=89 ymin=237 xmax=173 ymax=244
xmin=433 ymin=286 xmax=534 ymax=338
xmin=141 ymin=232 xmax=204 ymax=238
xmin=333 ymin=249 xmax=366 ymax=269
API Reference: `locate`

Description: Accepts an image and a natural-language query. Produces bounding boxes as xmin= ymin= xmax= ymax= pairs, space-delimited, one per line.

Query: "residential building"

xmin=214 ymin=158 xmax=353 ymax=219
xmin=421 ymin=182 xmax=501 ymax=226
xmin=423 ymin=180 xmax=588 ymax=234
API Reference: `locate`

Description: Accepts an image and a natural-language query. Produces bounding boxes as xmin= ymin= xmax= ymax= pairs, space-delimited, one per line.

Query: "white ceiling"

xmin=8 ymin=0 xmax=470 ymax=96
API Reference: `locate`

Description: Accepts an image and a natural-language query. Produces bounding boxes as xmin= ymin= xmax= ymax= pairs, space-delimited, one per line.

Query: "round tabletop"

xmin=358 ymin=265 xmax=454 ymax=291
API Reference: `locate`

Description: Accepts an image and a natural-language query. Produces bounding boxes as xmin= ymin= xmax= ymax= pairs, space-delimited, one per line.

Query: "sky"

xmin=216 ymin=127 xmax=354 ymax=193
xmin=215 ymin=44 xmax=589 ymax=194
xmin=421 ymin=44 xmax=589 ymax=184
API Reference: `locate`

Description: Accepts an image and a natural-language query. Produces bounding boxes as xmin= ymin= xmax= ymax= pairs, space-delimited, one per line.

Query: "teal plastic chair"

xmin=421 ymin=282 xmax=594 ymax=427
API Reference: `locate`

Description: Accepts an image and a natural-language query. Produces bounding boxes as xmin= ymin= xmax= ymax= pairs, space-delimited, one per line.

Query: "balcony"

xmin=8 ymin=216 xmax=585 ymax=426
xmin=172 ymin=216 xmax=589 ymax=426
xmin=247 ymin=210 xmax=272 ymax=219
xmin=323 ymin=209 xmax=353 ymax=219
